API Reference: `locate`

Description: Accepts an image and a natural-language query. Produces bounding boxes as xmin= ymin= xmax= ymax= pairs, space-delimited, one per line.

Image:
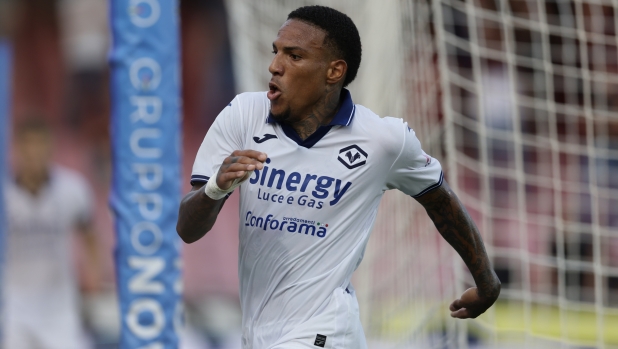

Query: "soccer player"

xmin=4 ymin=120 xmax=99 ymax=349
xmin=177 ymin=5 xmax=501 ymax=349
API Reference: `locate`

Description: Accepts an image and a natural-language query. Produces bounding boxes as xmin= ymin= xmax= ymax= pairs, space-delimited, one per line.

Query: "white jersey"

xmin=4 ymin=166 xmax=93 ymax=349
xmin=192 ymin=90 xmax=442 ymax=349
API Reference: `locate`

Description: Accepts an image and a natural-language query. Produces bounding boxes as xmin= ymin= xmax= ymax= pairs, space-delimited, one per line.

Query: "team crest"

xmin=338 ymin=144 xmax=367 ymax=169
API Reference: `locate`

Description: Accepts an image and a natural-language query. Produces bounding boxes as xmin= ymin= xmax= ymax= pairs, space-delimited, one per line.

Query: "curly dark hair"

xmin=288 ymin=5 xmax=362 ymax=87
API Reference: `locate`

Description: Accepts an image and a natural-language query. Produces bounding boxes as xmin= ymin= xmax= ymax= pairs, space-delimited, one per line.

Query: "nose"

xmin=268 ymin=52 xmax=283 ymax=76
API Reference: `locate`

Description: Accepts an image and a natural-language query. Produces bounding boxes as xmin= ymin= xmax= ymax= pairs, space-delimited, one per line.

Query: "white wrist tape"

xmin=204 ymin=171 xmax=253 ymax=200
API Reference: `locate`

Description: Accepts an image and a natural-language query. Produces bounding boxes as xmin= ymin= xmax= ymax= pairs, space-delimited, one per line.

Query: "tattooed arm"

xmin=415 ymin=180 xmax=501 ymax=319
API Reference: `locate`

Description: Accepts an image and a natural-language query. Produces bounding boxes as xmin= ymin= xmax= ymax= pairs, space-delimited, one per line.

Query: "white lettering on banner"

xmin=125 ymin=50 xmax=181 ymax=343
xmin=129 ymin=257 xmax=165 ymax=294
xmin=131 ymin=221 xmax=163 ymax=255
xmin=126 ymin=299 xmax=166 ymax=339
xmin=138 ymin=343 xmax=164 ymax=349
xmin=130 ymin=128 xmax=162 ymax=158
xmin=131 ymin=193 xmax=163 ymax=220
xmin=174 ymin=301 xmax=184 ymax=335
xmin=174 ymin=258 xmax=182 ymax=294
xmin=130 ymin=58 xmax=162 ymax=90
xmin=132 ymin=164 xmax=163 ymax=190
xmin=129 ymin=0 xmax=161 ymax=28
xmin=131 ymin=96 xmax=163 ymax=124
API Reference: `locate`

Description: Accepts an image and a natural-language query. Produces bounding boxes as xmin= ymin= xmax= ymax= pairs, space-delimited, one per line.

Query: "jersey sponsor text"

xmin=248 ymin=158 xmax=352 ymax=208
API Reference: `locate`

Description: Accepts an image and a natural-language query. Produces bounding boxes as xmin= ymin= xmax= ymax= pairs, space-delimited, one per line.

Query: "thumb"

xmin=450 ymin=298 xmax=463 ymax=312
xmin=451 ymin=307 xmax=471 ymax=319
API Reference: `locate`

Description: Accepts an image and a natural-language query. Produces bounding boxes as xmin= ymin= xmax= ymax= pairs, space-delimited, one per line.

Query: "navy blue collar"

xmin=266 ymin=88 xmax=355 ymax=126
xmin=266 ymin=89 xmax=356 ymax=149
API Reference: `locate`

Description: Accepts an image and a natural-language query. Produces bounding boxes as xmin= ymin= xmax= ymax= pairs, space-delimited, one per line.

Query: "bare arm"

xmin=415 ymin=180 xmax=501 ymax=319
xmin=176 ymin=150 xmax=267 ymax=244
xmin=76 ymin=223 xmax=101 ymax=293
xmin=176 ymin=183 xmax=228 ymax=244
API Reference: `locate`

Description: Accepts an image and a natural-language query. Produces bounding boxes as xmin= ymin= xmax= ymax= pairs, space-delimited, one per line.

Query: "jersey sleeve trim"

xmin=410 ymin=171 xmax=444 ymax=198
xmin=190 ymin=174 xmax=210 ymax=186
xmin=190 ymin=174 xmax=234 ymax=198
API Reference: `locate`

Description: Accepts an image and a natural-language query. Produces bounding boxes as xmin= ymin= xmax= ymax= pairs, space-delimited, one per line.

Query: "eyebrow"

xmin=272 ymin=43 xmax=308 ymax=53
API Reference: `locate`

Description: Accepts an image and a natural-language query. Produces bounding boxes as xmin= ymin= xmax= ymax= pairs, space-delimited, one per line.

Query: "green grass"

xmin=370 ymin=300 xmax=618 ymax=346
xmin=477 ymin=301 xmax=618 ymax=346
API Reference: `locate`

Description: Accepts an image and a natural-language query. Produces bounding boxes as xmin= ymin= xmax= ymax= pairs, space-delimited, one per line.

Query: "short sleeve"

xmin=385 ymin=123 xmax=444 ymax=198
xmin=191 ymin=96 xmax=245 ymax=186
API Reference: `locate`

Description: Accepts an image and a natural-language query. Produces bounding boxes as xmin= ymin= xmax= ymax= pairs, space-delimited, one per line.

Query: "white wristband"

xmin=204 ymin=171 xmax=253 ymax=200
xmin=204 ymin=178 xmax=229 ymax=200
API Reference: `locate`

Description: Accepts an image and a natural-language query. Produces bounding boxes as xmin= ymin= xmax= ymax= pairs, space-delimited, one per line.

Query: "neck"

xmin=290 ymin=87 xmax=341 ymax=140
xmin=16 ymin=170 xmax=49 ymax=195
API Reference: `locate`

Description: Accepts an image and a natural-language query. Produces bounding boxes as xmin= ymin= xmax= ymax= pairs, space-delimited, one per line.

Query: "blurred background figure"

xmin=4 ymin=119 xmax=99 ymax=349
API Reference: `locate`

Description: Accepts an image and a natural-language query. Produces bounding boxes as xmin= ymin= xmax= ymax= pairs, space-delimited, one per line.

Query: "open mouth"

xmin=267 ymin=82 xmax=282 ymax=101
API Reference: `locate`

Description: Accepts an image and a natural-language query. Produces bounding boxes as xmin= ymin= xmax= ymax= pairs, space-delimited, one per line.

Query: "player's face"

xmin=268 ymin=20 xmax=333 ymax=123
xmin=15 ymin=130 xmax=52 ymax=176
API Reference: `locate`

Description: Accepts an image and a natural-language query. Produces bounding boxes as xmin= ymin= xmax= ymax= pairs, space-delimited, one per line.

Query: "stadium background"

xmin=0 ymin=0 xmax=617 ymax=348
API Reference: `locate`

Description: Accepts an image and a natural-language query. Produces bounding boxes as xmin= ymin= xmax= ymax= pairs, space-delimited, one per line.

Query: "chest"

xmin=6 ymin=186 xmax=73 ymax=237
xmin=241 ymin=123 xmax=385 ymax=211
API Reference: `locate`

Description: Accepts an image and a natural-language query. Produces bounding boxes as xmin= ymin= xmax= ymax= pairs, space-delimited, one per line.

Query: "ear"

xmin=326 ymin=59 xmax=347 ymax=85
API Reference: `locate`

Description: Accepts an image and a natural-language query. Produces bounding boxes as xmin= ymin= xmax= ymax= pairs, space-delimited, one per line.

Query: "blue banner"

xmin=109 ymin=1 xmax=182 ymax=348
xmin=0 ymin=38 xmax=11 ymax=347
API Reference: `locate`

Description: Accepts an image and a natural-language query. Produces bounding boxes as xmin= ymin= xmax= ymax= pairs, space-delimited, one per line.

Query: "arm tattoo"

xmin=415 ymin=180 xmax=500 ymax=300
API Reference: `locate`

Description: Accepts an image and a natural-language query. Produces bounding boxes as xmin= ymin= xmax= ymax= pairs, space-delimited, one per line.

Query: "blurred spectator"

xmin=3 ymin=119 xmax=100 ymax=349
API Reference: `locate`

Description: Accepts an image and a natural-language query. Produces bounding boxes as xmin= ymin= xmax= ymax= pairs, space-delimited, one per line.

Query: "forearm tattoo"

xmin=416 ymin=181 xmax=500 ymax=300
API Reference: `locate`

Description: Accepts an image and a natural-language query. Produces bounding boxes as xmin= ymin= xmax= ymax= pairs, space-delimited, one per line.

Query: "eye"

xmin=271 ymin=50 xmax=277 ymax=55
xmin=290 ymin=54 xmax=300 ymax=60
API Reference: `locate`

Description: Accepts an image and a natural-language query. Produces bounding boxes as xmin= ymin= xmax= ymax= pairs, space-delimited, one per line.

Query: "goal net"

xmin=434 ymin=0 xmax=618 ymax=348
xmin=224 ymin=0 xmax=618 ymax=348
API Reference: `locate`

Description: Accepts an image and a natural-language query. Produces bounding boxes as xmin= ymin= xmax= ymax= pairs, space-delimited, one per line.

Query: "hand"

xmin=216 ymin=150 xmax=267 ymax=190
xmin=449 ymin=287 xmax=496 ymax=319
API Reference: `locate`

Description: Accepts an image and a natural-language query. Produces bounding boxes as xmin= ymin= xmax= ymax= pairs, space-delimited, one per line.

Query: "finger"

xmin=231 ymin=150 xmax=268 ymax=162
xmin=450 ymin=308 xmax=471 ymax=319
xmin=450 ymin=299 xmax=463 ymax=311
xmin=227 ymin=156 xmax=266 ymax=170
xmin=219 ymin=171 xmax=249 ymax=184
xmin=224 ymin=163 xmax=258 ymax=173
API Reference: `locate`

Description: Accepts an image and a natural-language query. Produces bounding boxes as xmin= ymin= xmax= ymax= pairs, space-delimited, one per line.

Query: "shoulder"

xmin=350 ymin=104 xmax=409 ymax=153
xmin=352 ymin=104 xmax=409 ymax=133
xmin=232 ymin=92 xmax=269 ymax=112
xmin=51 ymin=166 xmax=92 ymax=195
xmin=221 ymin=92 xmax=270 ymax=126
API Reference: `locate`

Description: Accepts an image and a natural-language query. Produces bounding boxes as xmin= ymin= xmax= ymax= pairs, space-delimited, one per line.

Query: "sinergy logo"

xmin=245 ymin=212 xmax=328 ymax=238
xmin=248 ymin=158 xmax=352 ymax=208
